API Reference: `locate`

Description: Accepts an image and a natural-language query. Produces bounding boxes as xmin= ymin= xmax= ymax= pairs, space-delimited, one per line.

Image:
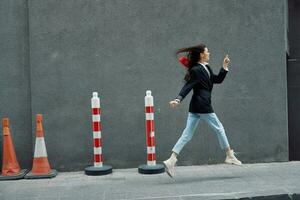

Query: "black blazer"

xmin=176 ymin=63 xmax=228 ymax=113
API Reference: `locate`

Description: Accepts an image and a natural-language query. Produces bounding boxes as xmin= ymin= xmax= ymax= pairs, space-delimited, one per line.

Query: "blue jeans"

xmin=172 ymin=112 xmax=230 ymax=154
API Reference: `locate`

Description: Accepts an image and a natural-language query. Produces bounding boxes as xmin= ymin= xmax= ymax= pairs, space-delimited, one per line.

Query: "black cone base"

xmin=85 ymin=165 xmax=112 ymax=176
xmin=0 ymin=169 xmax=28 ymax=181
xmin=138 ymin=164 xmax=165 ymax=174
xmin=24 ymin=169 xmax=57 ymax=179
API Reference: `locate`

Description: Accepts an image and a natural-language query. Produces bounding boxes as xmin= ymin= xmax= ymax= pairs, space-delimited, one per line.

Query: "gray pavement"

xmin=0 ymin=162 xmax=300 ymax=200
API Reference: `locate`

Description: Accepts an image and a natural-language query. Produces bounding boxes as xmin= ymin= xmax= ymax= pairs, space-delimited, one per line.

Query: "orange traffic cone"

xmin=0 ymin=118 xmax=28 ymax=180
xmin=25 ymin=114 xmax=57 ymax=179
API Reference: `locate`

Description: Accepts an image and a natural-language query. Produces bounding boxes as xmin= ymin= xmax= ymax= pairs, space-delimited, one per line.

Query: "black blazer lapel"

xmin=204 ymin=65 xmax=213 ymax=88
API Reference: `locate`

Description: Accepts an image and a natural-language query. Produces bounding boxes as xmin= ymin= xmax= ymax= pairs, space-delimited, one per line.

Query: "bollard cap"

xmin=146 ymin=90 xmax=152 ymax=96
xmin=2 ymin=118 xmax=9 ymax=127
xmin=93 ymin=92 xmax=98 ymax=97
xmin=36 ymin=114 xmax=43 ymax=122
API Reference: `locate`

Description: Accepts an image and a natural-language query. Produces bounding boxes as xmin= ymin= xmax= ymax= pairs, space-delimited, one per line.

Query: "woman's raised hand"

xmin=223 ymin=54 xmax=230 ymax=70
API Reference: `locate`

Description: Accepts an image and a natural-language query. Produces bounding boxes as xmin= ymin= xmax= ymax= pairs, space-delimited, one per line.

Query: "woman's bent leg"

xmin=172 ymin=112 xmax=201 ymax=155
xmin=201 ymin=113 xmax=230 ymax=150
xmin=164 ymin=112 xmax=201 ymax=178
xmin=202 ymin=113 xmax=242 ymax=165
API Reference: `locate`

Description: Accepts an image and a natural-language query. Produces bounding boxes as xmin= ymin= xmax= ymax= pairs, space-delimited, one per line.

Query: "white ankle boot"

xmin=225 ymin=150 xmax=242 ymax=165
xmin=163 ymin=156 xmax=177 ymax=178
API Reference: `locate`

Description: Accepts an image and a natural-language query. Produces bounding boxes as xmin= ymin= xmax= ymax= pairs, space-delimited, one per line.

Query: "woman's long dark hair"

xmin=176 ymin=43 xmax=206 ymax=81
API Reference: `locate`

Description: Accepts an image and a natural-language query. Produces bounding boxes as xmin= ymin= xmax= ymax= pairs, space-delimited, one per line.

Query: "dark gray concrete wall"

xmin=1 ymin=0 xmax=288 ymax=171
xmin=288 ymin=0 xmax=300 ymax=160
xmin=0 ymin=0 xmax=32 ymax=169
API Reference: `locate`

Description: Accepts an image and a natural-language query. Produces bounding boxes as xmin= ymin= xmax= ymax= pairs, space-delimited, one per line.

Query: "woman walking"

xmin=163 ymin=43 xmax=242 ymax=178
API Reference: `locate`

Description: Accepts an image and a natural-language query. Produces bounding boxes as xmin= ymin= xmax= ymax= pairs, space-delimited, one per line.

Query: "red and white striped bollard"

xmin=85 ymin=92 xmax=112 ymax=176
xmin=145 ymin=90 xmax=156 ymax=166
xmin=91 ymin=92 xmax=102 ymax=167
xmin=138 ymin=90 xmax=165 ymax=174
